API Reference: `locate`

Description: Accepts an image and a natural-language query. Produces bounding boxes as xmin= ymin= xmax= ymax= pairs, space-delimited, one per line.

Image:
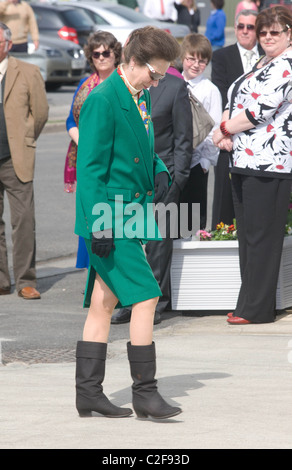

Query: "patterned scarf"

xmin=117 ymin=65 xmax=150 ymax=134
xmin=64 ymin=73 xmax=100 ymax=192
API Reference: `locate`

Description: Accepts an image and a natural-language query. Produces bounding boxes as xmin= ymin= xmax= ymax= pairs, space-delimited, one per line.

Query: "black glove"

xmin=91 ymin=230 xmax=114 ymax=258
xmin=153 ymin=171 xmax=169 ymax=204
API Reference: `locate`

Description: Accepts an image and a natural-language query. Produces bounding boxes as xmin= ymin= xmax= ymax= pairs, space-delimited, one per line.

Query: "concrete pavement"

xmin=1 ymin=296 xmax=292 ymax=449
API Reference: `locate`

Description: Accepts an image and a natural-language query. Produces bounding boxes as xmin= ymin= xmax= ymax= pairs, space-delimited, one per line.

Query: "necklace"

xmin=260 ymin=45 xmax=292 ymax=67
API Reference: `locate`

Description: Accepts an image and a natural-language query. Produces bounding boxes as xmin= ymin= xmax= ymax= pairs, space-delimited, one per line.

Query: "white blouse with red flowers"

xmin=227 ymin=49 xmax=292 ymax=178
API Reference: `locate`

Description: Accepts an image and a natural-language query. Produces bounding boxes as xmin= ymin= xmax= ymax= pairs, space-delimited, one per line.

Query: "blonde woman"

xmin=175 ymin=0 xmax=201 ymax=32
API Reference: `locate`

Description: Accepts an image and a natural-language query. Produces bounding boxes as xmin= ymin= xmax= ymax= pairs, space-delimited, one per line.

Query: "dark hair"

xmin=255 ymin=6 xmax=292 ymax=39
xmin=84 ymin=30 xmax=122 ymax=71
xmin=123 ymin=26 xmax=181 ymax=66
xmin=180 ymin=33 xmax=212 ymax=64
xmin=211 ymin=0 xmax=224 ymax=10
xmin=0 ymin=22 xmax=12 ymax=41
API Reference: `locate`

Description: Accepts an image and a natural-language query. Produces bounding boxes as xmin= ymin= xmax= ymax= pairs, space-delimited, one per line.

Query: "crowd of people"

xmin=0 ymin=1 xmax=292 ymax=419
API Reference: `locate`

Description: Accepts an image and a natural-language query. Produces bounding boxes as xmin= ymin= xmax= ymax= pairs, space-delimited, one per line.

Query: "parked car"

xmin=30 ymin=2 xmax=96 ymax=47
xmin=58 ymin=1 xmax=190 ymax=45
xmin=10 ymin=33 xmax=86 ymax=89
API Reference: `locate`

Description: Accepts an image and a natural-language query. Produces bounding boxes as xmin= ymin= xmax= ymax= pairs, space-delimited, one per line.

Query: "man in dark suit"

xmin=111 ymin=70 xmax=193 ymax=324
xmin=211 ymin=9 xmax=263 ymax=230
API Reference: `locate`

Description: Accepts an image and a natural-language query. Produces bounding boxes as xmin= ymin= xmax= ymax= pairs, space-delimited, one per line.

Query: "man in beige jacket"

xmin=0 ymin=0 xmax=39 ymax=52
xmin=0 ymin=22 xmax=48 ymax=299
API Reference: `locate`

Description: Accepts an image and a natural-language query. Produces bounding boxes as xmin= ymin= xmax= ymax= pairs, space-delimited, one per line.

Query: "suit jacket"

xmin=4 ymin=56 xmax=48 ymax=182
xmin=75 ymin=69 xmax=170 ymax=241
xmin=149 ymin=73 xmax=192 ymax=192
xmin=211 ymin=43 xmax=264 ymax=109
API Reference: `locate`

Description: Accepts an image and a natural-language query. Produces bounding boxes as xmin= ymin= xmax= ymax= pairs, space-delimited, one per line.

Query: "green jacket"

xmin=75 ymin=69 xmax=170 ymax=241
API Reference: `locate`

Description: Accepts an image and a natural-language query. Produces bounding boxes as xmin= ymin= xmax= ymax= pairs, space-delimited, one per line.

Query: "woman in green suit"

xmin=75 ymin=27 xmax=182 ymax=419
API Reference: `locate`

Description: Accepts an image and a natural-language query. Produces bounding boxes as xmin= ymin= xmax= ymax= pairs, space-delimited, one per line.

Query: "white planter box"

xmin=171 ymin=236 xmax=292 ymax=311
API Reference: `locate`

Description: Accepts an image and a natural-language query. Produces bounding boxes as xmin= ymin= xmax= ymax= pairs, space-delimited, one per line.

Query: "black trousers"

xmin=211 ymin=151 xmax=235 ymax=230
xmin=10 ymin=43 xmax=28 ymax=53
xmin=231 ymin=173 xmax=291 ymax=323
xmin=145 ymin=181 xmax=181 ymax=313
xmin=179 ymin=163 xmax=209 ymax=230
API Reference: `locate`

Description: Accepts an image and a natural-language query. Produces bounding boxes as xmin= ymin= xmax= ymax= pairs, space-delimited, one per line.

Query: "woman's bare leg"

xmin=83 ymin=273 xmax=118 ymax=343
xmin=130 ymin=297 xmax=159 ymax=345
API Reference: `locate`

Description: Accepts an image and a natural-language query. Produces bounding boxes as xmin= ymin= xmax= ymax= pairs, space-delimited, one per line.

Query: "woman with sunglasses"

xmin=64 ymin=31 xmax=122 ymax=269
xmin=74 ymin=26 xmax=182 ymax=420
xmin=213 ymin=6 xmax=292 ymax=325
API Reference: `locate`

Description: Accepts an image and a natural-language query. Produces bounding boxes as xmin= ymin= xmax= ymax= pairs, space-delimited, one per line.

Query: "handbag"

xmin=188 ymin=90 xmax=215 ymax=148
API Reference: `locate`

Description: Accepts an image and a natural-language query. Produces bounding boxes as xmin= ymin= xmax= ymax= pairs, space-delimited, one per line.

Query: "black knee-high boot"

xmin=76 ymin=341 xmax=133 ymax=418
xmin=127 ymin=341 xmax=182 ymax=419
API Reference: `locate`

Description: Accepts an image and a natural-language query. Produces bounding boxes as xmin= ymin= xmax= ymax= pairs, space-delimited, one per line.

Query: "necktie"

xmin=160 ymin=0 xmax=165 ymax=15
xmin=244 ymin=50 xmax=254 ymax=71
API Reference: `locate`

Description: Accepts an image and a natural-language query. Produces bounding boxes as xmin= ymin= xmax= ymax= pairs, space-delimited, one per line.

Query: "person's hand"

xmin=91 ymin=231 xmax=114 ymax=258
xmin=213 ymin=128 xmax=233 ymax=152
xmin=212 ymin=128 xmax=225 ymax=146
xmin=217 ymin=136 xmax=233 ymax=152
xmin=153 ymin=172 xmax=169 ymax=204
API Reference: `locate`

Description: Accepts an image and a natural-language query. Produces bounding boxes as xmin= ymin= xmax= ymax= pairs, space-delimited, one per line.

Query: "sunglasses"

xmin=236 ymin=23 xmax=255 ymax=31
xmin=145 ymin=63 xmax=165 ymax=81
xmin=258 ymin=28 xmax=288 ymax=37
xmin=92 ymin=50 xmax=111 ymax=59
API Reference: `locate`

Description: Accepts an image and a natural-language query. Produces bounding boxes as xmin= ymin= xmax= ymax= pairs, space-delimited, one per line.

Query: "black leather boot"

xmin=127 ymin=341 xmax=182 ymax=419
xmin=76 ymin=341 xmax=133 ymax=418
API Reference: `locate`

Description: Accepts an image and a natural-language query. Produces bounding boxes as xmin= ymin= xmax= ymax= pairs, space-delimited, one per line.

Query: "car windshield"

xmin=32 ymin=7 xmax=95 ymax=29
xmin=62 ymin=9 xmax=95 ymax=28
xmin=81 ymin=9 xmax=111 ymax=26
xmin=102 ymin=6 xmax=154 ymax=24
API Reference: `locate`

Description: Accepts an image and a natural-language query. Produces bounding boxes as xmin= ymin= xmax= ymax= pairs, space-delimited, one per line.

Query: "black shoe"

xmin=153 ymin=311 xmax=161 ymax=325
xmin=111 ymin=308 xmax=161 ymax=325
xmin=111 ymin=308 xmax=131 ymax=324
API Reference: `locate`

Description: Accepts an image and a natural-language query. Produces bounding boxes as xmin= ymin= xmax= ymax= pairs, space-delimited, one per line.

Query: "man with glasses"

xmin=211 ymin=9 xmax=264 ymax=230
xmin=0 ymin=22 xmax=48 ymax=298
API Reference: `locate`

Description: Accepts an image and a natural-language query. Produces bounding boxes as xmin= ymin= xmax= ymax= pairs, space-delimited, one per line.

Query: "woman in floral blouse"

xmin=213 ymin=6 xmax=292 ymax=324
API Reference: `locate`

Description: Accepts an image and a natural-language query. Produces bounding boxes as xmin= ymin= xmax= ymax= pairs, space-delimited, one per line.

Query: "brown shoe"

xmin=18 ymin=287 xmax=41 ymax=300
xmin=0 ymin=287 xmax=11 ymax=295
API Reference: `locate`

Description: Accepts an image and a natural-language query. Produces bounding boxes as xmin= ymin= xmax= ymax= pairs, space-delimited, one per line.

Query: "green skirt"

xmin=83 ymin=238 xmax=162 ymax=308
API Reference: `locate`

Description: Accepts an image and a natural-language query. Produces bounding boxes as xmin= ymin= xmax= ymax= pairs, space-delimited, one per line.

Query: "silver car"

xmin=58 ymin=1 xmax=190 ymax=45
xmin=10 ymin=34 xmax=87 ymax=89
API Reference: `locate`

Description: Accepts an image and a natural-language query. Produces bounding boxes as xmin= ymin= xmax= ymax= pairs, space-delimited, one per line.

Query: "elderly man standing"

xmin=211 ymin=9 xmax=263 ymax=230
xmin=0 ymin=0 xmax=39 ymax=52
xmin=0 ymin=22 xmax=48 ymax=299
